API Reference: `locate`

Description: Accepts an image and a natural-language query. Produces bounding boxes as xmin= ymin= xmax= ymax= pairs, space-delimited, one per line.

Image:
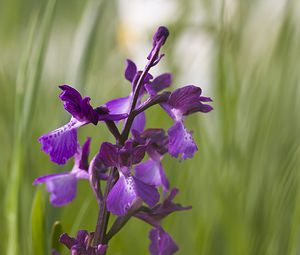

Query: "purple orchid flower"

xmin=161 ymin=85 xmax=213 ymax=159
xmin=60 ymin=230 xmax=107 ymax=255
xmin=34 ymin=138 xmax=91 ymax=206
xmin=97 ymin=142 xmax=160 ymax=216
xmin=149 ymin=227 xmax=178 ymax=255
xmin=36 ymin=26 xmax=213 ymax=254
xmin=133 ymin=128 xmax=170 ymax=192
xmin=39 ymin=85 xmax=127 ymax=165
xmin=135 ymin=188 xmax=191 ymax=227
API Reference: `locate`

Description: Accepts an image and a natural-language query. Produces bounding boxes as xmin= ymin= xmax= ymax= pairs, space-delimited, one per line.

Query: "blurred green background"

xmin=1 ymin=0 xmax=300 ymax=254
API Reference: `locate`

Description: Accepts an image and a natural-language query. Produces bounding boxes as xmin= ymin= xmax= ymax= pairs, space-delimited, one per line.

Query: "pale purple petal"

xmin=168 ymin=121 xmax=198 ymax=160
xmin=135 ymin=159 xmax=169 ymax=192
xmin=105 ymin=96 xmax=131 ymax=115
xmin=131 ymin=111 xmax=146 ymax=133
xmin=99 ymin=142 xmax=118 ymax=167
xmin=145 ymin=73 xmax=172 ymax=96
xmin=34 ymin=173 xmax=77 ymax=206
xmin=149 ymin=228 xmax=178 ymax=255
xmin=125 ymin=59 xmax=137 ymax=82
xmin=107 ymin=174 xmax=137 ymax=216
xmin=134 ymin=176 xmax=160 ymax=208
xmin=38 ymin=118 xmax=85 ymax=165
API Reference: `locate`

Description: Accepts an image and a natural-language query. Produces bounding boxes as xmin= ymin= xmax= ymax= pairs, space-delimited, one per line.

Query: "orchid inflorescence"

xmin=34 ymin=26 xmax=213 ymax=255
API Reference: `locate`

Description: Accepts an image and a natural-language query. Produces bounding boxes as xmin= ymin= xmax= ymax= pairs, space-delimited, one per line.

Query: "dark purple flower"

xmin=98 ymin=141 xmax=159 ymax=216
xmin=148 ymin=26 xmax=170 ymax=62
xmin=135 ymin=188 xmax=191 ymax=227
xmin=39 ymin=86 xmax=127 ymax=165
xmin=60 ymin=230 xmax=107 ymax=255
xmin=168 ymin=121 xmax=198 ymax=160
xmin=34 ymin=138 xmax=91 ymax=206
xmin=149 ymin=227 xmax=178 ymax=255
xmin=135 ymin=159 xmax=169 ymax=192
xmin=106 ymin=172 xmax=160 ymax=216
xmin=161 ymin=85 xmax=213 ymax=159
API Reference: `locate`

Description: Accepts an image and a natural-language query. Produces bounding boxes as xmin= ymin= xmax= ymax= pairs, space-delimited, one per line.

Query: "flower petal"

xmin=134 ymin=176 xmax=160 ymax=208
xmin=145 ymin=73 xmax=172 ymax=96
xmin=99 ymin=142 xmax=119 ymax=167
xmin=38 ymin=118 xmax=85 ymax=165
xmin=135 ymin=159 xmax=169 ymax=192
xmin=105 ymin=96 xmax=131 ymax=114
xmin=34 ymin=173 xmax=77 ymax=206
xmin=149 ymin=228 xmax=178 ymax=255
xmin=168 ymin=121 xmax=198 ymax=160
xmin=131 ymin=111 xmax=146 ymax=133
xmin=107 ymin=174 xmax=137 ymax=216
xmin=125 ymin=59 xmax=137 ymax=82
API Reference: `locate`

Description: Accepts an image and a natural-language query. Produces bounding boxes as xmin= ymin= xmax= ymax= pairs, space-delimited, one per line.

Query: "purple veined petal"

xmin=105 ymin=95 xmax=131 ymax=115
xmin=34 ymin=173 xmax=77 ymax=207
xmin=149 ymin=228 xmax=179 ymax=255
xmin=59 ymin=85 xmax=83 ymax=118
xmin=168 ymin=85 xmax=202 ymax=114
xmin=80 ymin=97 xmax=98 ymax=124
xmin=38 ymin=118 xmax=86 ymax=165
xmin=145 ymin=73 xmax=172 ymax=96
xmin=135 ymin=159 xmax=169 ymax=192
xmin=59 ymin=85 xmax=98 ymax=124
xmin=99 ymin=142 xmax=119 ymax=167
xmin=125 ymin=59 xmax=137 ymax=82
xmin=168 ymin=121 xmax=198 ymax=160
xmin=200 ymin=96 xmax=213 ymax=102
xmin=131 ymin=111 xmax=146 ymax=133
xmin=106 ymin=174 xmax=137 ymax=216
xmin=134 ymin=176 xmax=160 ymax=208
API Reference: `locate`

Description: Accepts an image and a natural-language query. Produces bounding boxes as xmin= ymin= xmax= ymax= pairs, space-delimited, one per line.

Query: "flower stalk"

xmin=35 ymin=26 xmax=213 ymax=255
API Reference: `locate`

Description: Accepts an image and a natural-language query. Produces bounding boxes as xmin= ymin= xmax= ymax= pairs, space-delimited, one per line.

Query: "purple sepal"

xmin=135 ymin=159 xmax=169 ymax=192
xmin=168 ymin=85 xmax=213 ymax=120
xmin=168 ymin=121 xmax=198 ymax=160
xmin=125 ymin=59 xmax=137 ymax=82
xmin=135 ymin=188 xmax=191 ymax=227
xmin=98 ymin=142 xmax=118 ymax=167
xmin=34 ymin=139 xmax=91 ymax=206
xmin=34 ymin=173 xmax=77 ymax=206
xmin=105 ymin=96 xmax=131 ymax=115
xmin=59 ymin=85 xmax=98 ymax=125
xmin=145 ymin=73 xmax=172 ymax=96
xmin=152 ymin=26 xmax=169 ymax=47
xmin=147 ymin=26 xmax=169 ymax=61
xmin=149 ymin=227 xmax=178 ymax=255
xmin=107 ymin=174 xmax=159 ymax=216
xmin=38 ymin=118 xmax=84 ymax=165
xmin=131 ymin=111 xmax=146 ymax=133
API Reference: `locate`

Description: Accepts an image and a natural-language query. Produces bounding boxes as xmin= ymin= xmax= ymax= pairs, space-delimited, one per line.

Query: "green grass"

xmin=0 ymin=0 xmax=299 ymax=254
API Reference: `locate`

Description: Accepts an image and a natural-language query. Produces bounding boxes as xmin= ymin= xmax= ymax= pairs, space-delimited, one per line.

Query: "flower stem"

xmin=93 ymin=167 xmax=117 ymax=246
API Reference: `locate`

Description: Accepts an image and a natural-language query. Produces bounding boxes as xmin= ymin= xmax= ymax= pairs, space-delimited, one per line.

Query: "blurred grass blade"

xmin=5 ymin=1 xmax=57 ymax=254
xmin=51 ymin=221 xmax=63 ymax=253
xmin=67 ymin=0 xmax=104 ymax=90
xmin=30 ymin=188 xmax=45 ymax=255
